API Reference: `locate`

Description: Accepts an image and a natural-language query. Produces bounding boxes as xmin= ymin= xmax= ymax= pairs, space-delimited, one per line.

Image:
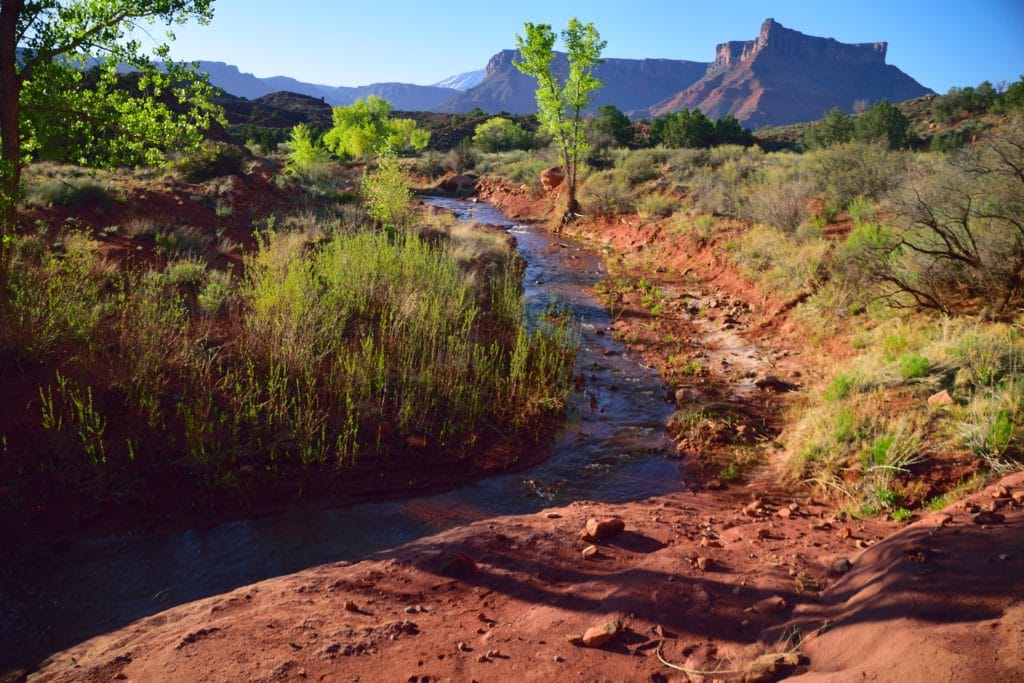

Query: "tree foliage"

xmin=591 ymin=104 xmax=633 ymax=147
xmin=514 ymin=18 xmax=606 ymax=221
xmin=854 ymin=99 xmax=911 ymax=150
xmin=321 ymin=95 xmax=429 ymax=159
xmin=650 ymin=108 xmax=714 ymax=148
xmin=0 ymin=0 xmax=223 ymax=297
xmin=803 ymin=107 xmax=854 ymax=149
xmin=286 ymin=122 xmax=331 ymax=171
xmin=472 ymin=116 xmax=532 ymax=152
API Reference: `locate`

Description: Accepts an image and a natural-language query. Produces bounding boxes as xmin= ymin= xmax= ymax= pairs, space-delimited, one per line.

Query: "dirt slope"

xmin=25 ymin=475 xmax=1023 ymax=682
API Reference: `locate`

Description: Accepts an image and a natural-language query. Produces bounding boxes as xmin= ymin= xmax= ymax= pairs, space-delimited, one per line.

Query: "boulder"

xmin=540 ymin=166 xmax=565 ymax=193
xmin=439 ymin=174 xmax=479 ymax=196
xmin=583 ymin=517 xmax=626 ymax=540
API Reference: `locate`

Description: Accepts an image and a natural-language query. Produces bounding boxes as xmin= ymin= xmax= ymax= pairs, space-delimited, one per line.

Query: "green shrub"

xmin=473 ymin=117 xmax=533 ymax=152
xmin=580 ymin=170 xmax=634 ymax=216
xmin=618 ymin=149 xmax=665 ymax=186
xmin=176 ymin=141 xmax=245 ymax=183
xmin=637 ymin=192 xmax=676 ymax=218
xmin=899 ymin=354 xmax=930 ymax=380
xmin=24 ymin=177 xmax=115 ymax=209
xmin=809 ymin=142 xmax=909 ymax=208
xmin=362 ymin=154 xmax=413 ymax=231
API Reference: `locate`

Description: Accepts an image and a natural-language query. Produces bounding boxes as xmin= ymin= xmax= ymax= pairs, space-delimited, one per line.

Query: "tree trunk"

xmin=0 ymin=0 xmax=23 ymax=302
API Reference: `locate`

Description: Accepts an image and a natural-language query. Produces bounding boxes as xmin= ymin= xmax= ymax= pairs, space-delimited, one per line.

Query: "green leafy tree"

xmin=321 ymin=95 xmax=429 ymax=159
xmin=472 ymin=116 xmax=532 ymax=152
xmin=650 ymin=108 xmax=714 ymax=148
xmin=854 ymin=99 xmax=910 ymax=150
xmin=591 ymin=103 xmax=633 ymax=147
xmin=803 ymin=107 xmax=854 ymax=149
xmin=0 ymin=0 xmax=222 ymax=297
xmin=286 ymin=123 xmax=331 ymax=171
xmin=713 ymin=115 xmax=753 ymax=146
xmin=514 ymin=18 xmax=606 ymax=222
xmin=362 ymin=153 xmax=413 ymax=234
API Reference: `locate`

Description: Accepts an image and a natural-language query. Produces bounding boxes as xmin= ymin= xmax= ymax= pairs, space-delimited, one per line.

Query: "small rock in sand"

xmin=751 ymin=596 xmax=787 ymax=614
xmin=927 ymin=389 xmax=954 ymax=407
xmin=581 ymin=619 xmax=621 ymax=647
xmin=342 ymin=600 xmax=359 ymax=612
xmin=696 ymin=556 xmax=713 ymax=571
xmin=584 ymin=517 xmax=625 ymax=540
xmin=582 ymin=545 xmax=598 ymax=560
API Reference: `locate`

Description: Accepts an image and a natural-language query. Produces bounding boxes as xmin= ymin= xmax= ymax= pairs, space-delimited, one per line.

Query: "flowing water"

xmin=0 ymin=198 xmax=682 ymax=670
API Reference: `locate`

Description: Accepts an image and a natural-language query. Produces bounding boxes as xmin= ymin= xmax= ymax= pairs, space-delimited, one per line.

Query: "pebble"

xmin=751 ymin=596 xmax=787 ymax=614
xmin=342 ymin=600 xmax=359 ymax=612
xmin=581 ymin=619 xmax=621 ymax=647
xmin=696 ymin=556 xmax=713 ymax=571
xmin=582 ymin=545 xmax=598 ymax=559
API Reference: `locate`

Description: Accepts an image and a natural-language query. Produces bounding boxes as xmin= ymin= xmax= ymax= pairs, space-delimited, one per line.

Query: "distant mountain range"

xmin=195 ymin=61 xmax=459 ymax=111
xmin=196 ymin=18 xmax=932 ymax=129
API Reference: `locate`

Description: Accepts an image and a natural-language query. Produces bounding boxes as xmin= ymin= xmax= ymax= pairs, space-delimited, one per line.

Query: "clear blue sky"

xmin=163 ymin=0 xmax=1024 ymax=93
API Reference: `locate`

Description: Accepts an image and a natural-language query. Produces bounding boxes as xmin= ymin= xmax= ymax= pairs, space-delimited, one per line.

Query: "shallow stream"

xmin=0 ymin=198 xmax=681 ymax=670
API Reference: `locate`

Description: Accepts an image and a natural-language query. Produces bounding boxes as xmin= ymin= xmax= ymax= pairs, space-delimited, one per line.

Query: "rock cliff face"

xmin=648 ymin=19 xmax=931 ymax=127
xmin=436 ymin=50 xmax=708 ymax=114
xmin=441 ymin=19 xmax=930 ymax=128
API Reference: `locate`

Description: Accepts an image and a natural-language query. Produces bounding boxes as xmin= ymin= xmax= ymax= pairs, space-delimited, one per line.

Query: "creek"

xmin=0 ymin=198 xmax=682 ymax=670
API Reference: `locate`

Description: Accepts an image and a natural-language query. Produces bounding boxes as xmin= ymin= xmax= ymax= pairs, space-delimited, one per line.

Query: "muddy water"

xmin=0 ymin=198 xmax=680 ymax=671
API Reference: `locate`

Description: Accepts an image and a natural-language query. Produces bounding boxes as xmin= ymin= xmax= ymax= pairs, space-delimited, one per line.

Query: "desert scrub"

xmin=732 ymin=224 xmax=829 ymax=300
xmin=637 ymin=192 xmax=676 ymax=219
xmin=580 ymin=170 xmax=634 ymax=216
xmin=785 ymin=317 xmax=1024 ymax=507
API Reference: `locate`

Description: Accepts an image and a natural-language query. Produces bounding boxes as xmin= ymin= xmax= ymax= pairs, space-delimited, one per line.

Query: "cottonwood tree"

xmin=515 ymin=18 xmax=605 ymax=223
xmin=321 ymin=95 xmax=429 ymax=159
xmin=0 ymin=0 xmax=221 ymax=299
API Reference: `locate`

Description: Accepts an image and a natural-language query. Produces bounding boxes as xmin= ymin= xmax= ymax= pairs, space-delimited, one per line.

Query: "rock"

xmin=993 ymin=485 xmax=1010 ymax=498
xmin=831 ymin=557 xmax=852 ymax=575
xmin=439 ymin=174 xmax=479 ymax=196
xmin=933 ymin=514 xmax=953 ymax=526
xmin=540 ymin=166 xmax=565 ymax=193
xmin=674 ymin=388 xmax=706 ymax=405
xmin=751 ymin=596 xmax=787 ymax=614
xmin=581 ymin=619 xmax=621 ymax=647
xmin=928 ymin=389 xmax=954 ymax=407
xmin=405 ymin=435 xmax=428 ymax=449
xmin=700 ymin=538 xmax=723 ymax=549
xmin=440 ymin=552 xmax=478 ymax=577
xmin=1013 ymin=491 xmax=1024 ymax=505
xmin=743 ymin=501 xmax=764 ymax=517
xmin=696 ymin=556 xmax=713 ymax=571
xmin=456 ymin=642 xmax=469 ymax=652
xmin=584 ymin=517 xmax=626 ymax=540
xmin=778 ymin=507 xmax=793 ymax=519
xmin=745 ymin=652 xmax=801 ymax=682
xmin=757 ymin=528 xmax=773 ymax=540
xmin=811 ymin=521 xmax=832 ymax=531
xmin=973 ymin=511 xmax=1006 ymax=525
xmin=342 ymin=599 xmax=359 ymax=612
xmin=553 ymin=655 xmax=564 ymax=663
xmin=582 ymin=545 xmax=598 ymax=560
xmin=754 ymin=374 xmax=797 ymax=392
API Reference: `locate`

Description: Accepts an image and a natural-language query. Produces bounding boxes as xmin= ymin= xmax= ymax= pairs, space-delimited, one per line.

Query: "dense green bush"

xmin=472 ymin=117 xmax=533 ymax=152
xmin=175 ymin=141 xmax=245 ymax=183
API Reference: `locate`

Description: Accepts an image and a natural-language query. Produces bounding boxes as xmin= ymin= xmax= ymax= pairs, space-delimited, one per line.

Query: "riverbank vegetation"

xmin=473 ymin=83 xmax=1024 ymax=517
